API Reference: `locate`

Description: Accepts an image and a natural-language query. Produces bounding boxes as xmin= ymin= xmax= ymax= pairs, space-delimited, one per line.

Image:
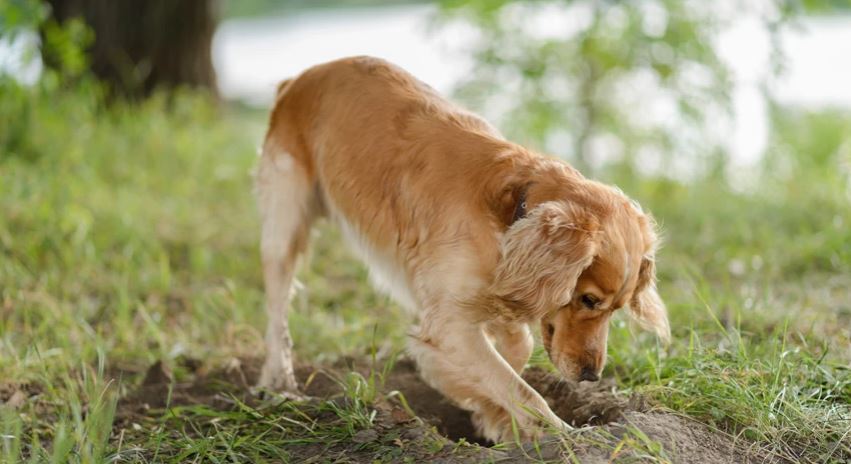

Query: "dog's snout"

xmin=579 ymin=367 xmax=599 ymax=382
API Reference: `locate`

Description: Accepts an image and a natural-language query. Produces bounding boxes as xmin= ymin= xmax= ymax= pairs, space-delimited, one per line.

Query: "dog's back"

xmin=263 ymin=56 xmax=524 ymax=278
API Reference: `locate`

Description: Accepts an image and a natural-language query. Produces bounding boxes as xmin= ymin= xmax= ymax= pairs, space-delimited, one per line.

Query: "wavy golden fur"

xmin=255 ymin=56 xmax=669 ymax=442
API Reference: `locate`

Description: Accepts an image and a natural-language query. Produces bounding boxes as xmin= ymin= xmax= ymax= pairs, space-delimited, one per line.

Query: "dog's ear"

xmin=628 ymin=254 xmax=670 ymax=343
xmin=490 ymin=202 xmax=599 ymax=320
xmin=490 ymin=182 xmax=531 ymax=228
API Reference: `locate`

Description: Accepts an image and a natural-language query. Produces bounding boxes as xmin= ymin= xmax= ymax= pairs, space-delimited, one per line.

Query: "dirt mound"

xmin=524 ymin=367 xmax=628 ymax=426
xmin=614 ymin=412 xmax=759 ymax=463
xmin=116 ymin=357 xmax=772 ymax=463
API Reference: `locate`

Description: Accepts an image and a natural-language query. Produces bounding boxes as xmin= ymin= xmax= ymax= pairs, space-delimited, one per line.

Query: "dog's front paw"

xmin=475 ymin=408 xmax=572 ymax=444
xmin=472 ymin=407 xmax=513 ymax=443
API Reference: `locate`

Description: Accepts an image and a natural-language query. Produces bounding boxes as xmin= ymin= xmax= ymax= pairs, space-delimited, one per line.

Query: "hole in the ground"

xmin=358 ymin=361 xmax=626 ymax=445
xmin=298 ymin=359 xmax=628 ymax=445
xmin=118 ymin=357 xmax=628 ymax=447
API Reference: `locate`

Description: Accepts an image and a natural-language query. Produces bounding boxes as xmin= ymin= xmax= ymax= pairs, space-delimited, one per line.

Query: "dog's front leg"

xmin=486 ymin=321 xmax=534 ymax=374
xmin=410 ymin=315 xmax=566 ymax=442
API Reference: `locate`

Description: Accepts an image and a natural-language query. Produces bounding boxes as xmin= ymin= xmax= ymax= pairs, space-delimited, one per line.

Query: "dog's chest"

xmin=332 ymin=211 xmax=420 ymax=313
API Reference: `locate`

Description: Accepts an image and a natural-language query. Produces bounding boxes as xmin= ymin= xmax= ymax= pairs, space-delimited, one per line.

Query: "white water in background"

xmin=213 ymin=5 xmax=473 ymax=106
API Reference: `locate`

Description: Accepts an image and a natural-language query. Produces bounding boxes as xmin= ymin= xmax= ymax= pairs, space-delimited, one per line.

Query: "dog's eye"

xmin=580 ymin=294 xmax=599 ymax=309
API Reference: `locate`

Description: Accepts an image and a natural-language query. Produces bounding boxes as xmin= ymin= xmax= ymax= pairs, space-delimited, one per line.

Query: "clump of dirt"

xmin=0 ymin=382 xmax=41 ymax=410
xmin=524 ymin=367 xmax=628 ymax=427
xmin=119 ymin=357 xmax=256 ymax=413
xmin=116 ymin=357 xmax=772 ymax=463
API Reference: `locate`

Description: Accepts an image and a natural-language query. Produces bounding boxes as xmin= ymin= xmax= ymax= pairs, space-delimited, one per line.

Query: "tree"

xmin=42 ymin=0 xmax=217 ymax=98
xmin=438 ymin=0 xmax=801 ymax=176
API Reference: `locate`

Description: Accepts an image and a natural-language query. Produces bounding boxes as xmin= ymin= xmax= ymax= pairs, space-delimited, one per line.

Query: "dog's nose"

xmin=579 ymin=367 xmax=599 ymax=382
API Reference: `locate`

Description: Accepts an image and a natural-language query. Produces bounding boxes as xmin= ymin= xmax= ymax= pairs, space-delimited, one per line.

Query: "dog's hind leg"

xmin=255 ymin=143 xmax=316 ymax=394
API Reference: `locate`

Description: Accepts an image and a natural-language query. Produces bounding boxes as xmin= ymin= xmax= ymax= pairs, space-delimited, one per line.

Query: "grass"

xmin=1 ymin=80 xmax=850 ymax=463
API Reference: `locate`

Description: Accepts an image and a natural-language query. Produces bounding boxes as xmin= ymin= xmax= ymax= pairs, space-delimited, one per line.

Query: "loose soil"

xmin=108 ymin=357 xmax=778 ymax=463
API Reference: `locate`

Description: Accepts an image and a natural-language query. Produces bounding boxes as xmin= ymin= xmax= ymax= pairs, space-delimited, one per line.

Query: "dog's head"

xmin=490 ymin=164 xmax=669 ymax=382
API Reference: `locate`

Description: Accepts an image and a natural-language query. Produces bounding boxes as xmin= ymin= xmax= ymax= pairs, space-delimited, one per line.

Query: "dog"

xmin=254 ymin=56 xmax=669 ymax=443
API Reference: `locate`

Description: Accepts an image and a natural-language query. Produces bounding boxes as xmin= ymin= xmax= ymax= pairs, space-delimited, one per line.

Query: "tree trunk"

xmin=43 ymin=0 xmax=217 ymax=98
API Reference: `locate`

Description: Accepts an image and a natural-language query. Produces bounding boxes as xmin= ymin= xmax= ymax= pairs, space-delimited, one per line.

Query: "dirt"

xmin=113 ymin=356 xmax=778 ymax=463
xmin=1 ymin=382 xmax=41 ymax=410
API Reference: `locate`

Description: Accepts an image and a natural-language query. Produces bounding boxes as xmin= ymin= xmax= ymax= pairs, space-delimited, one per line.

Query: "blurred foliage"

xmin=221 ymin=0 xmax=431 ymax=18
xmin=0 ymin=0 xmax=45 ymax=34
xmin=767 ymin=104 xmax=851 ymax=177
xmin=37 ymin=12 xmax=92 ymax=82
xmin=220 ymin=0 xmax=851 ymax=19
xmin=1 ymin=0 xmax=92 ymax=86
xmin=800 ymin=0 xmax=851 ymax=11
xmin=605 ymin=103 xmax=851 ymax=281
xmin=1 ymin=0 xmax=98 ymax=163
xmin=437 ymin=0 xmax=841 ymax=176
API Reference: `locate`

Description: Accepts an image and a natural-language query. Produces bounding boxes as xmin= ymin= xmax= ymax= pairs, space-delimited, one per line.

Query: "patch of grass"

xmin=0 ymin=82 xmax=417 ymax=462
xmin=1 ymin=78 xmax=850 ymax=462
xmin=609 ymin=318 xmax=851 ymax=461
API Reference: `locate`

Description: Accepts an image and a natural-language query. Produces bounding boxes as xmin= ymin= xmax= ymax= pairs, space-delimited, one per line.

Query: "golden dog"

xmin=255 ymin=56 xmax=669 ymax=442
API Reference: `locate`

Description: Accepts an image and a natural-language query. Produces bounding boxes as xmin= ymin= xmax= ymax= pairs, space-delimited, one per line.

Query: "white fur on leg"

xmin=409 ymin=315 xmax=567 ymax=442
xmin=255 ymin=145 xmax=311 ymax=394
xmin=486 ymin=321 xmax=534 ymax=374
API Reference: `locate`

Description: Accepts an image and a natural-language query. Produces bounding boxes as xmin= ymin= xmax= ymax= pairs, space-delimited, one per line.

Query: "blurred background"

xmin=1 ymin=1 xmax=850 ymax=461
xmin=4 ymin=0 xmax=851 ymax=178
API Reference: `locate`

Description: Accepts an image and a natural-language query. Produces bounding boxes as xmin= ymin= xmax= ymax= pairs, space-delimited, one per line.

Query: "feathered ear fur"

xmin=490 ymin=201 xmax=599 ymax=321
xmin=629 ymin=250 xmax=670 ymax=343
